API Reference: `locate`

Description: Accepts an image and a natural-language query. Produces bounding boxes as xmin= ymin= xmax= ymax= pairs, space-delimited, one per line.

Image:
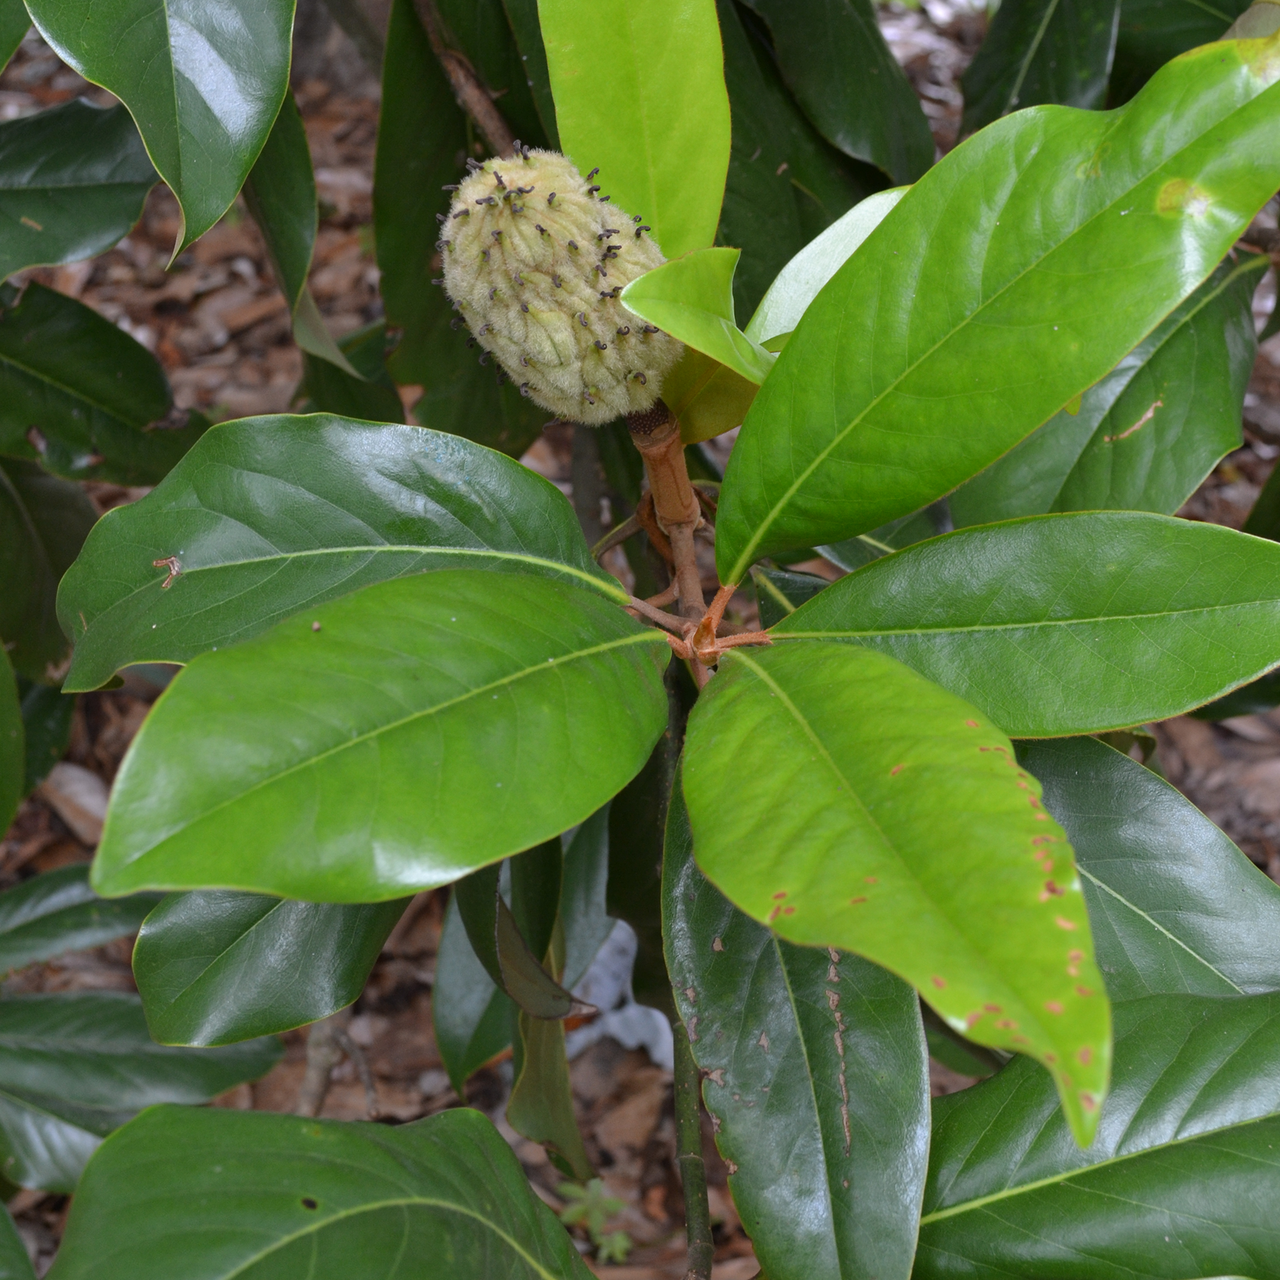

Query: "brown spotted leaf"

xmin=682 ymin=641 xmax=1111 ymax=1144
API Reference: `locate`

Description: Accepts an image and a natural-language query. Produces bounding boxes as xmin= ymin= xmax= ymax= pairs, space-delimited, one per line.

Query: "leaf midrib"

xmin=119 ymin=630 xmax=666 ymax=855
xmin=920 ymin=1111 xmax=1278 ymax=1224
xmin=728 ymin=59 xmax=1274 ymax=580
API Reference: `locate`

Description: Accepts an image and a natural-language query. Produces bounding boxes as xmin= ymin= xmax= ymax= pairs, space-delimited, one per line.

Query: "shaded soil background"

xmin=3 ymin=4 xmax=1280 ymax=1275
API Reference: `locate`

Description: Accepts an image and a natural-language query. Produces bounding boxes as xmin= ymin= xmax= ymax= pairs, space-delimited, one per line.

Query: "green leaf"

xmin=1111 ymin=0 xmax=1252 ymax=102
xmin=46 ymin=1105 xmax=594 ymax=1279
xmin=751 ymin=566 xmax=829 ymax=629
xmin=373 ymin=0 xmax=545 ymax=456
xmin=132 ymin=892 xmax=409 ymax=1046
xmin=560 ymin=806 xmax=614 ymax=990
xmin=26 ymin=0 xmax=295 ymax=254
xmin=664 ymin=776 xmax=930 ymax=1280
xmin=962 ymin=0 xmax=1121 ymax=135
xmin=500 ymin=0 xmax=559 ymax=147
xmin=951 ymin=252 xmax=1265 ymax=527
xmin=745 ymin=189 xmax=906 ymax=349
xmin=93 ymin=570 xmax=669 ymax=902
xmin=682 ymin=641 xmax=1111 ymax=1145
xmin=773 ymin=512 xmax=1280 ymax=738
xmin=0 ymin=992 xmax=280 ymax=1192
xmin=715 ymin=0 xmax=883 ymax=322
xmin=663 ymin=348 xmax=759 ymax=446
xmin=434 ymin=890 xmax=515 ymax=1093
xmin=737 ymin=0 xmax=934 ymax=184
xmin=538 ymin=0 xmax=731 ymax=261
xmin=0 ymin=865 xmax=161 ymax=976
xmin=0 ymin=283 xmax=200 ymax=485
xmin=917 ymin=992 xmax=1280 ymax=1280
xmin=297 ymin=348 xmax=405 ymax=424
xmin=0 ymin=459 xmax=96 ymax=679
xmin=0 ymin=0 xmax=28 ymax=79
xmin=17 ymin=678 xmax=73 ymax=794
xmin=818 ymin=500 xmax=953 ymax=573
xmin=0 ymin=100 xmax=156 ymax=279
xmin=1244 ymin=435 xmax=1280 ymax=540
xmin=57 ymin=413 xmax=624 ymax=693
xmin=715 ymin=34 xmax=1280 ymax=582
xmin=509 ymin=1007 xmax=593 ymax=1180
xmin=0 ymin=1206 xmax=31 ymax=1280
xmin=0 ymin=650 xmax=18 ymax=836
xmin=621 ymin=249 xmax=776 ymax=385
xmin=1019 ymin=735 xmax=1280 ymax=1000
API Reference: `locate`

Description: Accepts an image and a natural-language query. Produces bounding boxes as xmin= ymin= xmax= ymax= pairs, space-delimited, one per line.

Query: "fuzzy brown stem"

xmin=673 ymin=1019 xmax=715 ymax=1280
xmin=414 ymin=0 xmax=516 ymax=157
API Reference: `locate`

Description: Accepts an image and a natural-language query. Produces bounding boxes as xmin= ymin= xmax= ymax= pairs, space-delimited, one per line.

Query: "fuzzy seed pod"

xmin=441 ymin=149 xmax=683 ymax=426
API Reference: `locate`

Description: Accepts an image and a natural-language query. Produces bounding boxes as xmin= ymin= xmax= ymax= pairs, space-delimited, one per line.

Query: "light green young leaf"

xmin=621 ymin=249 xmax=776 ymax=385
xmin=538 ymin=0 xmax=731 ymax=260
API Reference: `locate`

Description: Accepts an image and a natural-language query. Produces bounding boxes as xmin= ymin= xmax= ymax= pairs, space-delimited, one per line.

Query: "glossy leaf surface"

xmin=745 ymin=189 xmax=905 ymax=348
xmin=27 ymin=0 xmax=294 ymax=253
xmin=0 ymin=993 xmax=279 ymax=1191
xmin=0 ymin=652 xmax=17 ymax=836
xmin=716 ymin=35 xmax=1280 ymax=581
xmin=47 ymin=1105 xmax=593 ymax=1280
xmin=0 ymin=282 xmax=196 ymax=485
xmin=539 ymin=0 xmax=731 ymax=261
xmin=374 ymin=0 xmax=544 ymax=455
xmin=16 ymin=678 xmax=69 ymax=797
xmin=0 ymin=459 xmax=95 ymax=679
xmin=1111 ymin=0 xmax=1252 ymax=102
xmin=951 ymin=252 xmax=1264 ymax=526
xmin=665 ymin=780 xmax=929 ymax=1280
xmin=715 ymin=0 xmax=881 ymax=322
xmin=738 ymin=0 xmax=933 ymax=184
xmin=499 ymin=0 xmax=559 ymax=146
xmin=0 ymin=866 xmax=160 ymax=976
xmin=918 ymin=992 xmax=1280 ymax=1280
xmin=133 ymin=891 xmax=409 ymax=1046
xmin=774 ymin=512 xmax=1280 ymax=738
xmin=1020 ymin=736 xmax=1280 ymax=999
xmin=621 ymin=249 xmax=775 ymax=385
xmin=58 ymin=414 xmax=623 ymax=693
xmin=0 ymin=101 xmax=155 ymax=278
xmin=93 ymin=571 xmax=669 ymax=901
xmin=962 ymin=0 xmax=1120 ymax=134
xmin=683 ymin=642 xmax=1110 ymax=1143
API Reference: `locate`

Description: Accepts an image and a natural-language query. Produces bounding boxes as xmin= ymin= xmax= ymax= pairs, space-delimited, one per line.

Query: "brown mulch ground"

xmin=4 ymin=7 xmax=1280 ymax=1276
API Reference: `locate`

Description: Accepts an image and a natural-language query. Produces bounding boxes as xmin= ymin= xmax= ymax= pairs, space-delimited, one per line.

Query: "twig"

xmin=592 ymin=510 xmax=643 ymax=562
xmin=334 ymin=1026 xmax=380 ymax=1118
xmin=413 ymin=0 xmax=516 ymax=157
xmin=673 ymin=1018 xmax=715 ymax=1280
xmin=295 ymin=1011 xmax=349 ymax=1117
xmin=627 ymin=596 xmax=688 ymax=635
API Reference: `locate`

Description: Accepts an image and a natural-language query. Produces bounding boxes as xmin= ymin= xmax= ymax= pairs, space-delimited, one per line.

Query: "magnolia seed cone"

xmin=441 ymin=149 xmax=684 ymax=426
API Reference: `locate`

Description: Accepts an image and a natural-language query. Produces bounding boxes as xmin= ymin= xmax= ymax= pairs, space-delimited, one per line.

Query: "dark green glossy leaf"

xmin=0 ymin=1207 xmax=31 ymax=1280
xmin=0 ymin=0 xmax=27 ymax=78
xmin=917 ymin=992 xmax=1280 ymax=1280
xmin=751 ymin=566 xmax=829 ymax=629
xmin=716 ymin=0 xmax=882 ymax=322
xmin=297 ymin=349 xmax=405 ymax=423
xmin=509 ymin=1006 xmax=592 ymax=1180
xmin=561 ymin=806 xmax=614 ymax=990
xmin=738 ymin=0 xmax=933 ymax=184
xmin=435 ymin=890 xmax=514 ymax=1093
xmin=962 ymin=0 xmax=1120 ymax=134
xmin=27 ymin=0 xmax=295 ymax=253
xmin=132 ymin=892 xmax=409 ymax=1046
xmin=1111 ymin=0 xmax=1252 ymax=102
xmin=17 ymin=678 xmax=72 ymax=794
xmin=57 ymin=414 xmax=624 ymax=693
xmin=374 ymin=0 xmax=545 ymax=456
xmin=818 ymin=500 xmax=953 ymax=573
xmin=716 ymin=35 xmax=1280 ymax=581
xmin=0 ymin=651 xmax=18 ymax=836
xmin=47 ymin=1104 xmax=593 ymax=1279
xmin=774 ymin=512 xmax=1280 ymax=738
xmin=951 ymin=252 xmax=1264 ymax=527
xmin=93 ymin=570 xmax=669 ymax=902
xmin=665 ymin=777 xmax=929 ymax=1280
xmin=925 ymin=1022 xmax=998 ymax=1080
xmin=499 ymin=0 xmax=559 ymax=147
xmin=0 ymin=865 xmax=160 ymax=976
xmin=538 ymin=0 xmax=731 ymax=261
xmin=1021 ymin=735 xmax=1280 ymax=999
xmin=436 ymin=0 xmax=548 ymax=149
xmin=683 ymin=641 xmax=1110 ymax=1144
xmin=0 ymin=459 xmax=95 ymax=680
xmin=0 ymin=992 xmax=280 ymax=1192
xmin=0 ymin=283 xmax=198 ymax=485
xmin=620 ymin=248 xmax=775 ymax=385
xmin=0 ymin=100 xmax=155 ymax=279
xmin=1244 ymin=439 xmax=1280 ymax=540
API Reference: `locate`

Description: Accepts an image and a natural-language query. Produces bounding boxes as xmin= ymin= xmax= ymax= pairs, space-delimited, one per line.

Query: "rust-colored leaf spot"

xmin=712 ymin=937 xmax=724 ymax=952
xmin=1078 ymin=1046 xmax=1093 ymax=1065
xmin=1034 ymin=813 xmax=1050 ymax=822
xmin=865 ymin=876 xmax=878 ymax=884
xmin=767 ymin=907 xmax=780 ymax=923
xmin=890 ymin=763 xmax=905 ymax=775
xmin=706 ymin=1068 xmax=726 ymax=1086
xmin=772 ymin=890 xmax=788 ymax=900
xmin=1044 ymin=1000 xmax=1064 ymax=1015
xmin=983 ymin=1003 xmax=1001 ymax=1014
xmin=996 ymin=1018 xmax=1017 ymax=1030
xmin=849 ymin=896 xmax=867 ymax=905
xmin=1055 ymin=916 xmax=1077 ymax=931
xmin=725 ymin=1160 xmax=739 ymax=1174
xmin=1039 ymin=879 xmax=1064 ymax=903
xmin=1045 ymin=1052 xmax=1058 ymax=1063
xmin=782 ymin=905 xmax=795 ymax=915
xmin=1068 ymin=949 xmax=1084 ymax=962
xmin=931 ymin=975 xmax=947 ymax=989
xmin=1079 ymin=1091 xmax=1098 ymax=1112
xmin=1075 ymin=985 xmax=1095 ymax=997
xmin=965 ymin=719 xmax=979 ymax=728
xmin=966 ymin=1011 xmax=982 ymax=1028
xmin=311 ymin=621 xmax=322 ymax=632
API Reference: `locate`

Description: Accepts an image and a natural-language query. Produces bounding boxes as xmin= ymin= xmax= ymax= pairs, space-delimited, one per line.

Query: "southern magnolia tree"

xmin=3 ymin=0 xmax=1280 ymax=1276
